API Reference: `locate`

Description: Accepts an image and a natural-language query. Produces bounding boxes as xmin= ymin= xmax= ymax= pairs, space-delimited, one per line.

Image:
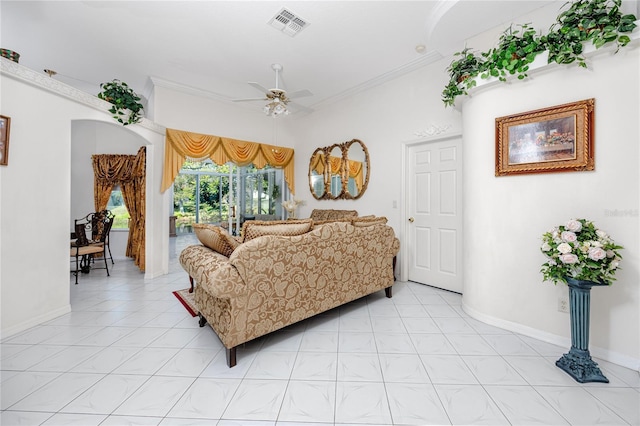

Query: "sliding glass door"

xmin=172 ymin=160 xmax=283 ymax=235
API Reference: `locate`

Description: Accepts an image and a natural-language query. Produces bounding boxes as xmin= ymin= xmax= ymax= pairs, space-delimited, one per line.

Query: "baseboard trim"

xmin=0 ymin=304 xmax=71 ymax=340
xmin=462 ymin=301 xmax=640 ymax=372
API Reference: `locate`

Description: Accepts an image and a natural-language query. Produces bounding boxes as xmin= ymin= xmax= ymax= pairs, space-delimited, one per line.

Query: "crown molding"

xmin=148 ymin=51 xmax=443 ymax=114
xmin=1 ymin=57 xmax=165 ymax=135
xmin=150 ymin=76 xmax=231 ymax=103
xmin=309 ymin=51 xmax=443 ymax=110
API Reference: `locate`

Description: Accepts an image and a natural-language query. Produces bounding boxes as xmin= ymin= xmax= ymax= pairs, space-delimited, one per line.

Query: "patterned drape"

xmin=92 ymin=147 xmax=146 ymax=271
xmin=161 ymin=128 xmax=295 ymax=194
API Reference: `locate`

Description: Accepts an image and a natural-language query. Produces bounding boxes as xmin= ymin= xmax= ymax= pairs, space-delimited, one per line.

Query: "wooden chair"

xmin=70 ymin=213 xmax=111 ymax=284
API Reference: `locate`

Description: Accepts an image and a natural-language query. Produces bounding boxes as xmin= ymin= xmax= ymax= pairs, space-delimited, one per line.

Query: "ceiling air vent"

xmin=269 ymin=8 xmax=309 ymax=37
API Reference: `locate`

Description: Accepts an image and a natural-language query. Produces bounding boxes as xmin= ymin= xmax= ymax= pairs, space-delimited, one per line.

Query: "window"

xmin=172 ymin=160 xmax=283 ymax=234
xmin=107 ymin=185 xmax=130 ymax=229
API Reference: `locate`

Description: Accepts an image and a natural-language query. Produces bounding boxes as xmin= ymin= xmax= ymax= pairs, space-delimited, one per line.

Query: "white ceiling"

xmin=1 ymin=1 xmax=559 ymax=115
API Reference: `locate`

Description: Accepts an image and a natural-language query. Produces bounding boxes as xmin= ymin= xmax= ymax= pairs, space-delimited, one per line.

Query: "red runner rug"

xmin=172 ymin=288 xmax=197 ymax=317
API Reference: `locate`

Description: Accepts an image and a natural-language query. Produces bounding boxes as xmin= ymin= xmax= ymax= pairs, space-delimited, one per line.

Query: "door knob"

xmin=408 ymin=217 xmax=415 ymax=223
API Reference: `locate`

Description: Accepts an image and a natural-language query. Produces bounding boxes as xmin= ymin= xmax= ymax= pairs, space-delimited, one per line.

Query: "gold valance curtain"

xmin=92 ymin=146 xmax=146 ymax=271
xmin=310 ymin=151 xmax=325 ymax=174
xmin=347 ymin=159 xmax=364 ymax=191
xmin=161 ymin=128 xmax=295 ymax=194
xmin=328 ymin=156 xmax=342 ymax=175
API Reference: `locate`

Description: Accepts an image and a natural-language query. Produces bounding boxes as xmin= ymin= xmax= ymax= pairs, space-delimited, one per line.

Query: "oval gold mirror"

xmin=308 ymin=148 xmax=328 ymax=200
xmin=308 ymin=139 xmax=370 ymax=200
xmin=344 ymin=139 xmax=369 ymax=199
xmin=327 ymin=144 xmax=344 ymax=199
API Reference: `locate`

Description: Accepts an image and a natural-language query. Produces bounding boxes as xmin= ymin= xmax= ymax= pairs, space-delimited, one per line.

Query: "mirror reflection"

xmin=307 ymin=139 xmax=370 ymax=200
xmin=344 ymin=139 xmax=368 ymax=199
xmin=328 ymin=145 xmax=344 ymax=198
xmin=308 ymin=148 xmax=327 ymax=200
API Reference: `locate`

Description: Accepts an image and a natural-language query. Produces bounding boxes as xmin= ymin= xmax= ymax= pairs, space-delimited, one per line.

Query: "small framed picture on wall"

xmin=0 ymin=115 xmax=10 ymax=166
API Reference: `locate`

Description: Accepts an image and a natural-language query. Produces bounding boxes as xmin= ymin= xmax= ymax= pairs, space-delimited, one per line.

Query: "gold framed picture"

xmin=495 ymin=99 xmax=594 ymax=176
xmin=0 ymin=115 xmax=10 ymax=166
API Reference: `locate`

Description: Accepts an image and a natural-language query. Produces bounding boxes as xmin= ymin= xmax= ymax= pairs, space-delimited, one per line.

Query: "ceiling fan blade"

xmin=287 ymin=89 xmax=313 ymax=99
xmin=232 ymin=98 xmax=267 ymax=102
xmin=248 ymin=82 xmax=270 ymax=94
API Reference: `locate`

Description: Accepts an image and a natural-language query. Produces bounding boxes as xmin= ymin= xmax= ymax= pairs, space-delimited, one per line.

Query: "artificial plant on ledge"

xmin=441 ymin=0 xmax=637 ymax=107
xmin=97 ymin=79 xmax=144 ymax=126
xmin=442 ymin=47 xmax=486 ymax=107
xmin=480 ymin=23 xmax=546 ymax=83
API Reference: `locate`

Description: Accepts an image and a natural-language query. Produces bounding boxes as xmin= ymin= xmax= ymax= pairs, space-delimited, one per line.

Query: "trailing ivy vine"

xmin=442 ymin=0 xmax=637 ymax=107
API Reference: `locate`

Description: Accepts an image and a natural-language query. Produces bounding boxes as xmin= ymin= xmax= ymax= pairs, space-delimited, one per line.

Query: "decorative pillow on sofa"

xmin=352 ymin=216 xmax=388 ymax=227
xmin=242 ymin=219 xmax=313 ymax=242
xmin=193 ymin=223 xmax=241 ymax=257
xmin=309 ymin=209 xmax=358 ymax=222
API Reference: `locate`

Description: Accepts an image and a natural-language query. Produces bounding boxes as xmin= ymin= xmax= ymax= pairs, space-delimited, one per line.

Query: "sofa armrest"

xmin=179 ymin=245 xmax=246 ymax=298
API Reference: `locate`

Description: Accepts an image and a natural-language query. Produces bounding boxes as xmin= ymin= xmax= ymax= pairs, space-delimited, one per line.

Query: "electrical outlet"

xmin=558 ymin=297 xmax=569 ymax=313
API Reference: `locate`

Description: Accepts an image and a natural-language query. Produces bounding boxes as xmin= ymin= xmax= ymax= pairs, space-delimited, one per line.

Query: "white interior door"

xmin=406 ymin=136 xmax=463 ymax=293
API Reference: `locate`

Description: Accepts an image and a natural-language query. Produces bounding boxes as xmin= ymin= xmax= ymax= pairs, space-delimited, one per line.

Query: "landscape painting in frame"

xmin=0 ymin=115 xmax=10 ymax=166
xmin=495 ymin=99 xmax=594 ymax=176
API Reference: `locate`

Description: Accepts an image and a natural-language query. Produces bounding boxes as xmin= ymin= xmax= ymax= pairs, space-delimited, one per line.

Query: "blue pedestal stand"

xmin=555 ymin=277 xmax=609 ymax=383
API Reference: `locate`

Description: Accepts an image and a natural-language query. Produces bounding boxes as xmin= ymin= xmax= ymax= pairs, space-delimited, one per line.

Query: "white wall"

xmin=461 ymin=47 xmax=640 ymax=367
xmin=289 ymin=58 xmax=463 ymax=233
xmin=0 ymin=66 xmax=166 ymax=337
xmin=0 ymin=76 xmax=98 ymax=335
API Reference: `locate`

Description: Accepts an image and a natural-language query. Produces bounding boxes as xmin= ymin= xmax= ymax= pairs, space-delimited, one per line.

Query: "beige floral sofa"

xmin=179 ymin=217 xmax=399 ymax=367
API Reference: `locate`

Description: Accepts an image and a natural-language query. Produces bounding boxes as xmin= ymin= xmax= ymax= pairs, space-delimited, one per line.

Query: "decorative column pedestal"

xmin=556 ymin=277 xmax=609 ymax=383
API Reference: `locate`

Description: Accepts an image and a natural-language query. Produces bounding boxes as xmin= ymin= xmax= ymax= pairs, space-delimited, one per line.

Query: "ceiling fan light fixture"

xmin=264 ymin=99 xmax=289 ymax=117
xmin=234 ymin=63 xmax=311 ymax=117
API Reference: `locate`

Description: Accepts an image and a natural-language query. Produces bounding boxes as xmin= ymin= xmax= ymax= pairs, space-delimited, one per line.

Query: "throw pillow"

xmin=242 ymin=219 xmax=313 ymax=242
xmin=352 ymin=216 xmax=388 ymax=227
xmin=193 ymin=223 xmax=240 ymax=257
xmin=310 ymin=209 xmax=358 ymax=222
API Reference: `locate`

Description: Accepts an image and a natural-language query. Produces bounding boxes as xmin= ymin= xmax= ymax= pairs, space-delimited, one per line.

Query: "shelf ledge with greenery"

xmin=442 ymin=0 xmax=639 ymax=108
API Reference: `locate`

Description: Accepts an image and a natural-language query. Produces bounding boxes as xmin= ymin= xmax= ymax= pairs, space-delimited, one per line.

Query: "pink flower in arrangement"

xmin=560 ymin=253 xmax=579 ymax=264
xmin=557 ymin=242 xmax=572 ymax=254
xmin=588 ymin=247 xmax=606 ymax=261
xmin=561 ymin=231 xmax=577 ymax=242
xmin=566 ymin=220 xmax=583 ymax=232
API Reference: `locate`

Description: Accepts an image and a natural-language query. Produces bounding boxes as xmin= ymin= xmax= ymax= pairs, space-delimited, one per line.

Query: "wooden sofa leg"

xmin=226 ymin=347 xmax=237 ymax=368
xmin=189 ymin=276 xmax=195 ymax=293
xmin=392 ymin=256 xmax=397 ymax=281
xmin=385 ymin=286 xmax=393 ymax=298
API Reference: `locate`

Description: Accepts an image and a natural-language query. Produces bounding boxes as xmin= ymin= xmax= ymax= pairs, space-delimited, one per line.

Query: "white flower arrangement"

xmin=540 ymin=219 xmax=623 ymax=285
xmin=281 ymin=198 xmax=304 ymax=219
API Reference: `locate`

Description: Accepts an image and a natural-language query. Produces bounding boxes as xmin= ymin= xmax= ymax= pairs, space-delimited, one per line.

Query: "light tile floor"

xmin=2 ymin=235 xmax=639 ymax=425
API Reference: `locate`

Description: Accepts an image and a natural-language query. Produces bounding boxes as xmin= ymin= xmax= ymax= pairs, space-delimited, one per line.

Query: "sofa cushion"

xmin=309 ymin=209 xmax=358 ymax=222
xmin=242 ymin=219 xmax=313 ymax=242
xmin=193 ymin=223 xmax=240 ymax=257
xmin=352 ymin=216 xmax=388 ymax=227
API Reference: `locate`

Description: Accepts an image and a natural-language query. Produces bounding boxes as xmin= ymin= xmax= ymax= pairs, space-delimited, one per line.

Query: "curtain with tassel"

xmin=92 ymin=146 xmax=146 ymax=271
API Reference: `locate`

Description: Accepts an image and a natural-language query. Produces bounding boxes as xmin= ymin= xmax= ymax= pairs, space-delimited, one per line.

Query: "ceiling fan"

xmin=232 ymin=63 xmax=313 ymax=116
